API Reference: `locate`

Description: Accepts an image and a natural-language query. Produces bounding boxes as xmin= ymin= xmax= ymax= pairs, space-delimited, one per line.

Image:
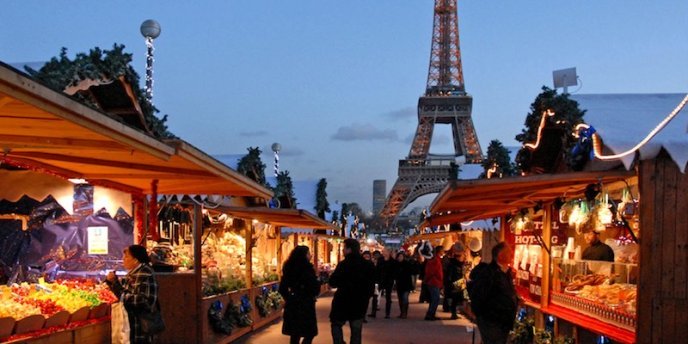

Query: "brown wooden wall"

xmin=638 ymin=149 xmax=688 ymax=343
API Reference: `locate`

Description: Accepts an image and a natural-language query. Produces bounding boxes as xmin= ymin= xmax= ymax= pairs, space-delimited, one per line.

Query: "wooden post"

xmin=148 ymin=179 xmax=159 ymax=241
xmin=193 ymin=204 xmax=203 ymax=344
xmin=313 ymin=236 xmax=319 ymax=273
xmin=276 ymin=227 xmax=283 ymax=277
xmin=246 ymin=221 xmax=253 ymax=289
xmin=541 ymin=202 xmax=552 ymax=309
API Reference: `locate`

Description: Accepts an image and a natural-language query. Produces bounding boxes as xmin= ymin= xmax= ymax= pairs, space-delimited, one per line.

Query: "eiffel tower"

xmin=380 ymin=0 xmax=483 ymax=227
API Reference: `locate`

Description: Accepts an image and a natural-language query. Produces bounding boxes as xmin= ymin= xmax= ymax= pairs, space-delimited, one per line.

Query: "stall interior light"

xmin=252 ymin=219 xmax=259 ymax=224
xmin=68 ymin=178 xmax=88 ymax=184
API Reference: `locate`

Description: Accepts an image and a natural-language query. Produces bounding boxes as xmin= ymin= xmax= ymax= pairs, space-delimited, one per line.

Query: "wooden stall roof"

xmin=422 ymin=170 xmax=636 ymax=227
xmin=0 ymin=62 xmax=272 ymax=198
xmin=217 ymin=206 xmax=339 ymax=231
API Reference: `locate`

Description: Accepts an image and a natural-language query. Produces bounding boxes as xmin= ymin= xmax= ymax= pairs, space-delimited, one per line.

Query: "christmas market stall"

xmin=0 ymin=61 xmax=274 ymax=343
xmin=422 ymin=92 xmax=688 ymax=343
xmin=193 ymin=206 xmax=337 ymax=342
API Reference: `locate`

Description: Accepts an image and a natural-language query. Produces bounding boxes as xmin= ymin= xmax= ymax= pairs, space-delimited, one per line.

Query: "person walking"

xmin=366 ymin=251 xmax=381 ymax=319
xmin=423 ymin=246 xmax=444 ymax=321
xmin=106 ymin=245 xmax=162 ymax=344
xmin=469 ymin=242 xmax=518 ymax=344
xmin=380 ymin=250 xmax=396 ymax=319
xmin=393 ymin=251 xmax=413 ymax=319
xmin=409 ymin=254 xmax=421 ymax=293
xmin=444 ymin=244 xmax=467 ymax=320
xmin=278 ymin=246 xmax=320 ymax=344
xmin=329 ymin=239 xmax=375 ymax=344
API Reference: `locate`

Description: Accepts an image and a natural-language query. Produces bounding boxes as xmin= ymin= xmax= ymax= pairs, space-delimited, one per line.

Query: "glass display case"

xmin=551 ymin=257 xmax=638 ymax=331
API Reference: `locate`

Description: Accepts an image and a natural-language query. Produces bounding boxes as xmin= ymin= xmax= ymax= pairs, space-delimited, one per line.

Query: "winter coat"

xmin=469 ymin=261 xmax=518 ymax=331
xmin=394 ymin=260 xmax=414 ymax=293
xmin=423 ymin=256 xmax=443 ymax=288
xmin=107 ymin=263 xmax=159 ymax=344
xmin=328 ymin=253 xmax=375 ymax=321
xmin=380 ymin=258 xmax=396 ymax=289
xmin=444 ymin=258 xmax=466 ymax=300
xmin=279 ymin=262 xmax=320 ymax=337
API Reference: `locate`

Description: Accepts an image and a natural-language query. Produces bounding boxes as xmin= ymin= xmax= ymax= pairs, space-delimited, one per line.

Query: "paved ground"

xmin=235 ymin=288 xmax=480 ymax=344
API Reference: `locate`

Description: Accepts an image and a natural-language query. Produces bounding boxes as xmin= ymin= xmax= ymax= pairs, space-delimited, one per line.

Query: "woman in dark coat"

xmin=106 ymin=245 xmax=161 ymax=344
xmin=394 ymin=251 xmax=414 ymax=319
xmin=279 ymin=246 xmax=321 ymax=344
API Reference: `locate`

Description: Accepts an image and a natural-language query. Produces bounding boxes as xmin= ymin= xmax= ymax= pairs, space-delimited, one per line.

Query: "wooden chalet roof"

xmin=217 ymin=206 xmax=339 ymax=230
xmin=0 ymin=62 xmax=272 ymax=198
xmin=422 ymin=170 xmax=636 ymax=227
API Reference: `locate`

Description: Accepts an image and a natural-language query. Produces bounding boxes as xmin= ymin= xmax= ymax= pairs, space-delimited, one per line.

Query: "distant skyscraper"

xmin=373 ymin=180 xmax=387 ymax=215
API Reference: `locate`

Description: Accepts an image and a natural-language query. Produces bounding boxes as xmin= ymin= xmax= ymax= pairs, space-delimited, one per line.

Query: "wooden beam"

xmin=83 ymin=173 xmax=218 ymax=180
xmin=0 ymin=134 xmax=128 ymax=150
xmin=0 ymin=69 xmax=174 ymax=160
xmin=0 ymin=96 xmax=12 ymax=108
xmin=9 ymin=151 xmax=215 ymax=176
xmin=2 ymin=155 xmax=82 ymax=179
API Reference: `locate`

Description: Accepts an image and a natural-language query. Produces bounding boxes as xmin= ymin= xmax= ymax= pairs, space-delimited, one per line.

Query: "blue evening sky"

xmin=1 ymin=1 xmax=686 ymax=212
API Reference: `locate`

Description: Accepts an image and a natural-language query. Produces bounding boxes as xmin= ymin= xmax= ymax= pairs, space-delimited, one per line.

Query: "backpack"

xmin=467 ymin=262 xmax=491 ymax=316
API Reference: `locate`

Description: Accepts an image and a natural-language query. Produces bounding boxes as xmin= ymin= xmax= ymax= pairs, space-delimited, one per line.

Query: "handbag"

xmin=111 ymin=302 xmax=131 ymax=344
xmin=139 ymin=300 xmax=166 ymax=335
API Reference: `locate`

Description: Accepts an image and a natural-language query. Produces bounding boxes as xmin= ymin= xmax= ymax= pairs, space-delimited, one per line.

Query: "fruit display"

xmin=0 ymin=279 xmax=116 ymax=319
xmin=0 ymin=298 xmax=41 ymax=319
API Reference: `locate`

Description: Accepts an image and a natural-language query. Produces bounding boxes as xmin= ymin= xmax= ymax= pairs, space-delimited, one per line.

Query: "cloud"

xmin=239 ymin=130 xmax=269 ymax=137
xmin=331 ymin=123 xmax=398 ymax=141
xmin=383 ymin=107 xmax=416 ymax=121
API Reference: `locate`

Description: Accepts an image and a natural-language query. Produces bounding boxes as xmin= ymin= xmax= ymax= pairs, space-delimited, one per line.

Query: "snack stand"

xmin=422 ymin=93 xmax=688 ymax=343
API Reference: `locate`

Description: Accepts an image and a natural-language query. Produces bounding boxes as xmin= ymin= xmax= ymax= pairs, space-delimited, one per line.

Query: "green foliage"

xmin=315 ymin=178 xmax=331 ymax=219
xmin=237 ymin=147 xmax=267 ymax=186
xmin=480 ymin=139 xmax=517 ymax=178
xmin=331 ymin=210 xmax=339 ymax=223
xmin=24 ymin=44 xmax=174 ymax=139
xmin=274 ymin=170 xmax=297 ymax=208
xmin=514 ymin=86 xmax=586 ymax=173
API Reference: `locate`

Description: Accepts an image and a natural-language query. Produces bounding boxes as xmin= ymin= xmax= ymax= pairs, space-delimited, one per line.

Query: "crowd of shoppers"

xmin=278 ymin=239 xmax=518 ymax=344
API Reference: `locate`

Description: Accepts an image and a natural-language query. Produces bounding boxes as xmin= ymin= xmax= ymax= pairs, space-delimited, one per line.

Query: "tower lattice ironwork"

xmin=380 ymin=0 xmax=483 ymax=227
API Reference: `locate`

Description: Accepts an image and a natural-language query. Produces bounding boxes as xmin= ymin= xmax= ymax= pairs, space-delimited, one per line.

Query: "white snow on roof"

xmin=572 ymin=93 xmax=688 ymax=172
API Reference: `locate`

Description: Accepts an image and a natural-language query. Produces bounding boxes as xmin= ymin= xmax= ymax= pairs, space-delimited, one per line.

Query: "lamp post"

xmin=271 ymin=142 xmax=282 ymax=177
xmin=140 ymin=19 xmax=161 ymax=104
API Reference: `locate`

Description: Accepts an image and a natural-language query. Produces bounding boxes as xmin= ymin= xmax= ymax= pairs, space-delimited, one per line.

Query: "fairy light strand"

xmin=524 ymin=109 xmax=556 ymax=150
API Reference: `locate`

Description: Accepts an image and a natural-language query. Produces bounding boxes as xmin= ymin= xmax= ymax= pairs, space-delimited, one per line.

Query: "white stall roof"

xmin=572 ymin=93 xmax=688 ymax=172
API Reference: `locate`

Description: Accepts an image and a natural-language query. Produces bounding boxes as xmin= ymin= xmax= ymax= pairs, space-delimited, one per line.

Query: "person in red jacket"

xmin=423 ymin=246 xmax=445 ymax=320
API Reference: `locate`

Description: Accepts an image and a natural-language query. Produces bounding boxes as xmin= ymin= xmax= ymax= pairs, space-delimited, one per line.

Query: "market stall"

xmin=422 ymin=169 xmax=644 ymax=343
xmin=0 ymin=62 xmax=274 ymax=343
xmin=170 ymin=206 xmax=338 ymax=344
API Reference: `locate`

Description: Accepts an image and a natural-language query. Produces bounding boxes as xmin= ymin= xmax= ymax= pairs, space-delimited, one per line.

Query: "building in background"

xmin=372 ymin=180 xmax=386 ymax=215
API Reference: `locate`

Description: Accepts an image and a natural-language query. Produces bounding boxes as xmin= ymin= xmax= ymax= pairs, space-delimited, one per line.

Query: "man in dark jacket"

xmin=329 ymin=239 xmax=375 ymax=344
xmin=469 ymin=242 xmax=518 ymax=344
xmin=380 ymin=250 xmax=396 ymax=319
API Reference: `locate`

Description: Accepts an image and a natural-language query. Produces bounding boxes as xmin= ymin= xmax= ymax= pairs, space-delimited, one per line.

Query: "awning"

xmin=215 ymin=206 xmax=339 ymax=231
xmin=422 ymin=170 xmax=636 ymax=227
xmin=0 ymin=62 xmax=272 ymax=198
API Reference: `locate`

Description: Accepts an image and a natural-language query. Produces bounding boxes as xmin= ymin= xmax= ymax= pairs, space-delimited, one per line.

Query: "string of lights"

xmin=524 ymin=109 xmax=556 ymax=150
